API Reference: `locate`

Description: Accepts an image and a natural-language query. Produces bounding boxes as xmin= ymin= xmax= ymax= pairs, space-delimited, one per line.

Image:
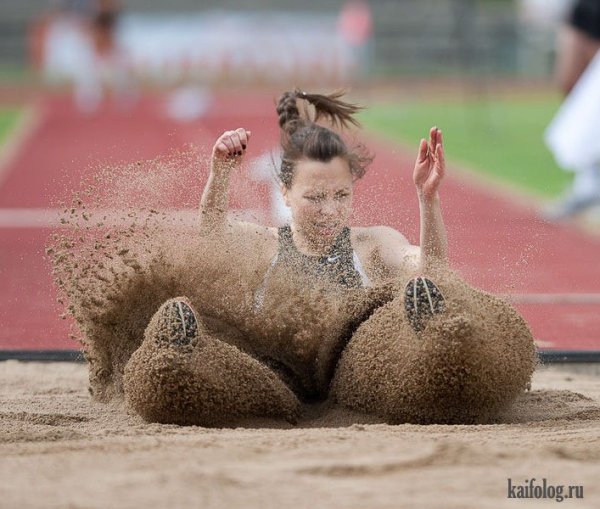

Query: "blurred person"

xmin=37 ymin=0 xmax=135 ymax=112
xmin=544 ymin=0 xmax=600 ymax=220
xmin=337 ymin=0 xmax=373 ymax=78
xmin=33 ymin=0 xmax=97 ymax=110
xmin=554 ymin=0 xmax=600 ymax=94
xmin=84 ymin=0 xmax=137 ymax=111
xmin=92 ymin=0 xmax=119 ymax=58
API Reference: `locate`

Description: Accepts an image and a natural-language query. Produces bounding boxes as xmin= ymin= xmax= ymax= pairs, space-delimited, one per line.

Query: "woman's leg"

xmin=331 ymin=273 xmax=536 ymax=424
xmin=123 ymin=298 xmax=300 ymax=426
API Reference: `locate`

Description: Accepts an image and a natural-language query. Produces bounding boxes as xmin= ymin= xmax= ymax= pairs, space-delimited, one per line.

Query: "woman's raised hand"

xmin=211 ymin=128 xmax=252 ymax=173
xmin=413 ymin=127 xmax=445 ymax=201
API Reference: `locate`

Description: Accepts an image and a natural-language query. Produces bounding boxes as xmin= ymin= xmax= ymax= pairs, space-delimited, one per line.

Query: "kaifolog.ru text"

xmin=507 ymin=478 xmax=583 ymax=502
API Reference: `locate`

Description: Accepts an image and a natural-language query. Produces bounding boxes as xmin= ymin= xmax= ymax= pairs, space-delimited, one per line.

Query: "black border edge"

xmin=0 ymin=349 xmax=599 ymax=363
xmin=0 ymin=350 xmax=85 ymax=362
xmin=537 ymin=350 xmax=600 ymax=363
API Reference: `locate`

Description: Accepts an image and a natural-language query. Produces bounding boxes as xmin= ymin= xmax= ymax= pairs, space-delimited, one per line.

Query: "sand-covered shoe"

xmin=125 ymin=297 xmax=302 ymax=426
xmin=404 ymin=277 xmax=445 ymax=332
xmin=150 ymin=298 xmax=199 ymax=347
xmin=332 ymin=271 xmax=536 ymax=424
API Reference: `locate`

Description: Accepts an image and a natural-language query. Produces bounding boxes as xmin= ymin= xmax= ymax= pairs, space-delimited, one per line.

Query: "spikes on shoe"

xmin=404 ymin=277 xmax=446 ymax=332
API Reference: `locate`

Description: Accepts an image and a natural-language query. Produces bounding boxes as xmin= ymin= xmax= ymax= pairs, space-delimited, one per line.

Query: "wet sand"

xmin=1 ymin=361 xmax=599 ymax=509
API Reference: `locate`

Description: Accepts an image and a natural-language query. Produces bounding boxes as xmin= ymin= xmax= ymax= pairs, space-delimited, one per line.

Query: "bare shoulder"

xmin=352 ymin=225 xmax=419 ymax=280
xmin=228 ymin=219 xmax=278 ymax=241
xmin=220 ymin=219 xmax=278 ymax=261
xmin=351 ymin=225 xmax=410 ymax=249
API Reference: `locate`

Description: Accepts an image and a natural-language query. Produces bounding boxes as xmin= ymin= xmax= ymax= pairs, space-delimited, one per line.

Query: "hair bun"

xmin=276 ymin=91 xmax=302 ymax=135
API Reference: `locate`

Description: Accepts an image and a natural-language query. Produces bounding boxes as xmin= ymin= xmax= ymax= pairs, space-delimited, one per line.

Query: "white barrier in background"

xmin=43 ymin=11 xmax=360 ymax=85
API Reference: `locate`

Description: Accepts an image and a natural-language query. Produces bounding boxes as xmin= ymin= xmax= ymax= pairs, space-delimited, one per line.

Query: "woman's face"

xmin=281 ymin=157 xmax=354 ymax=245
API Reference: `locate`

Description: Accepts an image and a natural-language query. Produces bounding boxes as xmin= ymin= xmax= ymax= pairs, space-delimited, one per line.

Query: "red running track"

xmin=1 ymin=93 xmax=599 ymax=352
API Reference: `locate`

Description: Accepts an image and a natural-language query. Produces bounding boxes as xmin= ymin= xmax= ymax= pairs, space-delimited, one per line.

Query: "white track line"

xmin=503 ymin=293 xmax=600 ymax=305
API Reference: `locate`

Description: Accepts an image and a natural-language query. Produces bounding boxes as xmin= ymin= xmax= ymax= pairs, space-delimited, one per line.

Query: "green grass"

xmin=360 ymin=95 xmax=571 ymax=197
xmin=0 ymin=65 xmax=33 ymax=84
xmin=0 ymin=108 xmax=21 ymax=146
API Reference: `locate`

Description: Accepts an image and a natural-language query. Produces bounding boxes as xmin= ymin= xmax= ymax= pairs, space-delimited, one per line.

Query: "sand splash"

xmin=47 ymin=149 xmax=537 ymax=425
xmin=332 ymin=266 xmax=537 ymax=424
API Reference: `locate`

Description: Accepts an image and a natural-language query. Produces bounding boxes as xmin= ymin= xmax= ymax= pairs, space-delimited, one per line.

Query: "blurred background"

xmin=0 ymin=0 xmax=599 ymax=358
xmin=0 ymin=0 xmax=589 ymax=202
xmin=0 ymin=0 xmax=572 ymax=81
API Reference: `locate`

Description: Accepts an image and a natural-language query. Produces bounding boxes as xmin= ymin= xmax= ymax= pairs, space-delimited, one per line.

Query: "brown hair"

xmin=276 ymin=90 xmax=373 ymax=189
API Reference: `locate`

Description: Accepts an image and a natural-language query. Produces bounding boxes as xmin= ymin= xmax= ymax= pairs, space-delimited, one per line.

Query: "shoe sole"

xmin=404 ymin=277 xmax=446 ymax=332
xmin=162 ymin=299 xmax=199 ymax=347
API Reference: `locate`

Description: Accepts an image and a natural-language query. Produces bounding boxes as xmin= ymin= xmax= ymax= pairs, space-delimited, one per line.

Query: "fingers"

xmin=236 ymin=128 xmax=251 ymax=150
xmin=417 ymin=138 xmax=428 ymax=162
xmin=429 ymin=126 xmax=437 ymax=155
xmin=434 ymin=128 xmax=445 ymax=172
xmin=435 ymin=143 xmax=446 ymax=177
xmin=216 ymin=142 xmax=229 ymax=155
xmin=221 ymin=135 xmax=236 ymax=155
xmin=415 ymin=127 xmax=445 ymax=198
xmin=430 ymin=125 xmax=445 ymax=154
xmin=213 ymin=128 xmax=251 ymax=158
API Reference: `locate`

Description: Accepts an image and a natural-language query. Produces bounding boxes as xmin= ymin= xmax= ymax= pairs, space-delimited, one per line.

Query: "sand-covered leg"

xmin=123 ymin=297 xmax=300 ymax=426
xmin=314 ymin=281 xmax=398 ymax=396
xmin=331 ymin=271 xmax=537 ymax=424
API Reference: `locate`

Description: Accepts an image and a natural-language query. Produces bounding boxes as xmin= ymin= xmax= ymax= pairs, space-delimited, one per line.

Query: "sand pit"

xmin=1 ymin=361 xmax=599 ymax=508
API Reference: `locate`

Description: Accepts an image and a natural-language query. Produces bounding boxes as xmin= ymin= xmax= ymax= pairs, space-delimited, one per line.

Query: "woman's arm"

xmin=198 ymin=128 xmax=251 ymax=234
xmin=417 ymin=194 xmax=448 ymax=271
xmin=413 ymin=127 xmax=448 ymax=271
xmin=370 ymin=127 xmax=448 ymax=277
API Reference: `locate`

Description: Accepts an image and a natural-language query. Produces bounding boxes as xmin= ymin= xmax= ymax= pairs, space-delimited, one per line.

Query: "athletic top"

xmin=253 ymin=225 xmax=371 ymax=309
xmin=569 ymin=0 xmax=600 ymax=40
